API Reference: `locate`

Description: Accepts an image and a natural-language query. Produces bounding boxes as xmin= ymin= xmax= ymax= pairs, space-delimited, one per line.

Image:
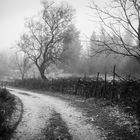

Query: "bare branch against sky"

xmin=0 ymin=0 xmax=105 ymax=52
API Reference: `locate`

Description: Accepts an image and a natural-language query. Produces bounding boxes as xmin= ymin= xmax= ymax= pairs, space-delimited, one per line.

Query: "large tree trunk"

xmin=40 ymin=72 xmax=47 ymax=80
xmin=21 ymin=73 xmax=25 ymax=80
xmin=39 ymin=67 xmax=47 ymax=80
xmin=35 ymin=62 xmax=47 ymax=80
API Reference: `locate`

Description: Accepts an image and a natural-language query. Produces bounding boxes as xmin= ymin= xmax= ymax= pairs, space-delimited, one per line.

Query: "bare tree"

xmin=14 ymin=52 xmax=32 ymax=80
xmin=17 ymin=2 xmax=74 ymax=80
xmin=89 ymin=0 xmax=140 ymax=62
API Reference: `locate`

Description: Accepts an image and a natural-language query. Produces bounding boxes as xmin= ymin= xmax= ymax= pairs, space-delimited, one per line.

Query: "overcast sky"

xmin=0 ymin=0 xmax=104 ymax=52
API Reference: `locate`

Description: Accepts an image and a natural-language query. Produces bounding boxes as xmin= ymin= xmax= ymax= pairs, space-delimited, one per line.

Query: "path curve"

xmin=8 ymin=88 xmax=101 ymax=140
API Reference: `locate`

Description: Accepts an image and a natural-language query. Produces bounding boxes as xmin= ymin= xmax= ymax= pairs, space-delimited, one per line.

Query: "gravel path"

xmin=8 ymin=88 xmax=101 ymax=140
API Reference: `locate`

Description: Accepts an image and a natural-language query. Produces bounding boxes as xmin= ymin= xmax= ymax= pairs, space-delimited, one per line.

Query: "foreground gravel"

xmin=8 ymin=88 xmax=101 ymax=140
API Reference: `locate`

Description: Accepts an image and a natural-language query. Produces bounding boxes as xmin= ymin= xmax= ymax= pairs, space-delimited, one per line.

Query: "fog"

xmin=0 ymin=0 xmax=140 ymax=80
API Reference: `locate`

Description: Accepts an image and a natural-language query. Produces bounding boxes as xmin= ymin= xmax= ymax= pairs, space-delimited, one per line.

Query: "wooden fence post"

xmin=51 ymin=79 xmax=53 ymax=91
xmin=74 ymin=78 xmax=80 ymax=95
xmin=112 ymin=65 xmax=116 ymax=99
xmin=61 ymin=79 xmax=64 ymax=94
xmin=113 ymin=65 xmax=116 ymax=86
xmin=94 ymin=72 xmax=99 ymax=97
xmin=104 ymin=72 xmax=107 ymax=98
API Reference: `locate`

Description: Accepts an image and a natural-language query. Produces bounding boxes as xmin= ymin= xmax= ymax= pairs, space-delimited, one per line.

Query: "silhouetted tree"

xmin=90 ymin=0 xmax=140 ymax=125
xmin=17 ymin=2 xmax=74 ymax=80
xmin=89 ymin=0 xmax=140 ymax=63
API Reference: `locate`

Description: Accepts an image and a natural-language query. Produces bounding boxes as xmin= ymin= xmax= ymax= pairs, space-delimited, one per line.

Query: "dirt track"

xmin=8 ymin=88 xmax=101 ymax=140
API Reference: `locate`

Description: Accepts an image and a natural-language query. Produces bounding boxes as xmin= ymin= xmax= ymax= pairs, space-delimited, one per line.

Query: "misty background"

xmin=0 ymin=0 xmax=140 ymax=80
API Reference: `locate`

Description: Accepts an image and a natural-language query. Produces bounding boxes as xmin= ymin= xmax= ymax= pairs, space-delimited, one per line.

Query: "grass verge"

xmin=70 ymin=98 xmax=140 ymax=140
xmin=0 ymin=88 xmax=16 ymax=140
